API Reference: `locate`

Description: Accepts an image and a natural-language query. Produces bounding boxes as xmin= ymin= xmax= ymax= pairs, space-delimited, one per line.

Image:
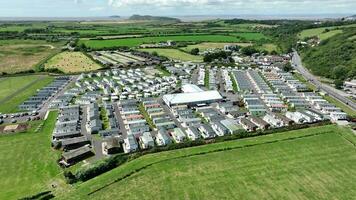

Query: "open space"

xmin=0 ymin=112 xmax=63 ymax=200
xmin=180 ymin=42 xmax=252 ymax=52
xmin=139 ymin=48 xmax=203 ymax=62
xmin=54 ymin=125 xmax=356 ymax=199
xmin=44 ymin=52 xmax=102 ymax=73
xmin=298 ymin=27 xmax=343 ymax=40
xmin=0 ymin=75 xmax=54 ymax=113
xmin=0 ymin=40 xmax=63 ymax=74
xmin=79 ymin=34 xmax=250 ymax=49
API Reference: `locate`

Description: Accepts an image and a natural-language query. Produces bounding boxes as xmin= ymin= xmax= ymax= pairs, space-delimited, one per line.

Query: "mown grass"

xmin=139 ymin=48 xmax=203 ymax=62
xmin=54 ymin=125 xmax=356 ymax=200
xmin=44 ymin=52 xmax=102 ymax=73
xmin=0 ymin=111 xmax=63 ymax=200
xmin=0 ymin=75 xmax=54 ymax=113
xmin=0 ymin=75 xmax=41 ymax=101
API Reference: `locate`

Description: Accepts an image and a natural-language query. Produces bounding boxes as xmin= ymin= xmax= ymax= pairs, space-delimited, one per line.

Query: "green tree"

xmin=191 ymin=48 xmax=199 ymax=55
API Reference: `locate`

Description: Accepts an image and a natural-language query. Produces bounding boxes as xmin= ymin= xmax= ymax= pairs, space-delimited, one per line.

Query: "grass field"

xmin=298 ymin=27 xmax=343 ymax=40
xmin=0 ymin=75 xmax=54 ymax=113
xmin=44 ymin=52 xmax=102 ymax=73
xmin=181 ymin=42 xmax=252 ymax=52
xmin=79 ymin=35 xmax=244 ymax=49
xmin=54 ymin=125 xmax=356 ymax=200
xmin=140 ymin=48 xmax=203 ymax=62
xmin=0 ymin=75 xmax=40 ymax=100
xmin=0 ymin=40 xmax=63 ymax=74
xmin=0 ymin=112 xmax=63 ymax=200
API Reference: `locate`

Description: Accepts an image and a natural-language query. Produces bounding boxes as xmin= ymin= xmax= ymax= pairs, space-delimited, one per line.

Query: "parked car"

xmin=11 ymin=119 xmax=17 ymax=123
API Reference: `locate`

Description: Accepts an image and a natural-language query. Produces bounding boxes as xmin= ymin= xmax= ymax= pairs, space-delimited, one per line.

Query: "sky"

xmin=0 ymin=0 xmax=355 ymax=17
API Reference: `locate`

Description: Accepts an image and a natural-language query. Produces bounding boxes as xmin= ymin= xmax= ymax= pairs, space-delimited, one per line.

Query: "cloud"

xmin=89 ymin=6 xmax=105 ymax=11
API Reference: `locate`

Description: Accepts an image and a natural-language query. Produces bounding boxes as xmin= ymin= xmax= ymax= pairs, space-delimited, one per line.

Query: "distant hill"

xmin=129 ymin=15 xmax=180 ymax=22
xmin=109 ymin=15 xmax=121 ymax=19
xmin=344 ymin=15 xmax=356 ymax=21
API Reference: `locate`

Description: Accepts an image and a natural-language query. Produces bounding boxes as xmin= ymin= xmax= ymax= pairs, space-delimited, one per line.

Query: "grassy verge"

xmin=204 ymin=68 xmax=210 ymax=89
xmin=0 ymin=111 xmax=62 ymax=200
xmin=138 ymin=103 xmax=155 ymax=130
xmin=99 ymin=107 xmax=110 ymax=130
xmin=229 ymin=72 xmax=238 ymax=93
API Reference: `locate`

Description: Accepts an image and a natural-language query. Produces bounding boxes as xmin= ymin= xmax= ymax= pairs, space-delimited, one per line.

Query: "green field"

xmin=180 ymin=42 xmax=252 ymax=52
xmin=0 ymin=75 xmax=54 ymax=113
xmin=0 ymin=40 xmax=64 ymax=74
xmin=55 ymin=125 xmax=356 ymax=200
xmin=140 ymin=48 xmax=203 ymax=62
xmin=0 ymin=112 xmax=63 ymax=200
xmin=0 ymin=75 xmax=40 ymax=100
xmin=45 ymin=52 xmax=102 ymax=73
xmin=80 ymin=34 xmax=249 ymax=49
xmin=299 ymin=27 xmax=343 ymax=40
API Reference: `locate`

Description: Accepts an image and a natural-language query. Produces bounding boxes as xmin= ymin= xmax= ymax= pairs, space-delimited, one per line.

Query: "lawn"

xmin=79 ymin=35 xmax=243 ymax=49
xmin=298 ymin=27 xmax=343 ymax=40
xmin=139 ymin=48 xmax=203 ymax=62
xmin=257 ymin=43 xmax=280 ymax=53
xmin=0 ymin=75 xmax=41 ymax=101
xmin=0 ymin=40 xmax=64 ymax=74
xmin=0 ymin=75 xmax=54 ymax=113
xmin=0 ymin=111 xmax=63 ymax=200
xmin=54 ymin=125 xmax=356 ymax=200
xmin=44 ymin=52 xmax=102 ymax=73
xmin=180 ymin=42 xmax=252 ymax=52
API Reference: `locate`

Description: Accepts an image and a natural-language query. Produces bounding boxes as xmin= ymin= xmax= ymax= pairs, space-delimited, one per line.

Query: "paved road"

xmin=292 ymin=51 xmax=356 ymax=111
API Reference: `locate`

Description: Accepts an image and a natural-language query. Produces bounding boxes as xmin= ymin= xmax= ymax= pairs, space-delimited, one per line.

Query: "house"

xmin=198 ymin=124 xmax=216 ymax=139
xmin=103 ymin=137 xmax=122 ymax=155
xmin=139 ymin=132 xmax=155 ymax=149
xmin=250 ymin=117 xmax=270 ymax=130
xmin=60 ymin=136 xmax=90 ymax=151
xmin=171 ymin=128 xmax=186 ymax=143
xmin=155 ymin=129 xmax=172 ymax=146
xmin=263 ymin=114 xmax=283 ymax=128
xmin=186 ymin=125 xmax=202 ymax=140
xmin=220 ymin=119 xmax=244 ymax=134
xmin=286 ymin=112 xmax=305 ymax=124
xmin=123 ymin=135 xmax=139 ymax=153
xmin=330 ymin=112 xmax=347 ymax=121
xmin=240 ymin=118 xmax=257 ymax=132
xmin=211 ymin=120 xmax=229 ymax=136
xmin=60 ymin=145 xmax=94 ymax=167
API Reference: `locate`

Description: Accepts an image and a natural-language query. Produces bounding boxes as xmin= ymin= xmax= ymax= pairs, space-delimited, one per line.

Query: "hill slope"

xmin=301 ymin=27 xmax=356 ymax=81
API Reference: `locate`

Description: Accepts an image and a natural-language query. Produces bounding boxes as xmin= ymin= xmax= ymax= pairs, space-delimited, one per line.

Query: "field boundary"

xmin=86 ymin=129 xmax=333 ymax=196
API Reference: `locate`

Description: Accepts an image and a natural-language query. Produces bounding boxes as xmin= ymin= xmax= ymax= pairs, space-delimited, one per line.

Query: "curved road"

xmin=292 ymin=50 xmax=356 ymax=111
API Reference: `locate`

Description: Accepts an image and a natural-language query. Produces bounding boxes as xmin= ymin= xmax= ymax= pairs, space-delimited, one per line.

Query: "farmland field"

xmin=0 ymin=112 xmax=63 ymax=200
xmin=180 ymin=42 xmax=252 ymax=52
xmin=79 ymin=34 xmax=255 ymax=49
xmin=0 ymin=40 xmax=64 ymax=74
xmin=55 ymin=125 xmax=356 ymax=200
xmin=298 ymin=27 xmax=343 ymax=40
xmin=139 ymin=48 xmax=203 ymax=62
xmin=0 ymin=75 xmax=54 ymax=113
xmin=44 ymin=52 xmax=102 ymax=73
